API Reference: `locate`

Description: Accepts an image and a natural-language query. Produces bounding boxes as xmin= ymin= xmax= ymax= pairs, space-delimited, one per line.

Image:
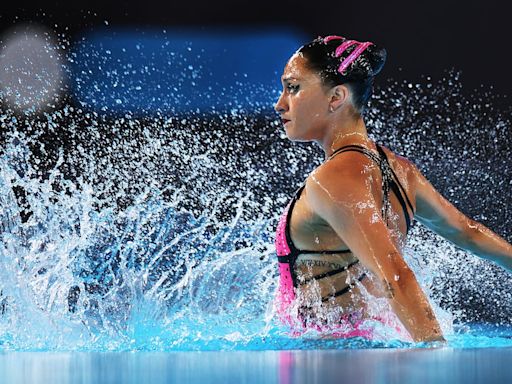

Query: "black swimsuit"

xmin=276 ymin=144 xmax=415 ymax=301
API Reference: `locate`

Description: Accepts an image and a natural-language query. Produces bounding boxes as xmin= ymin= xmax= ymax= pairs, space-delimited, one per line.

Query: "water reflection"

xmin=1 ymin=349 xmax=512 ymax=384
xmin=277 ymin=348 xmax=512 ymax=384
xmin=0 ymin=352 xmax=279 ymax=384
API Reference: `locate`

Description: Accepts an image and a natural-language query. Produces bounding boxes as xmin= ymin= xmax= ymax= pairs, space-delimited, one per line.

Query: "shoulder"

xmin=379 ymin=144 xmax=421 ymax=195
xmin=314 ymin=147 xmax=380 ymax=182
xmin=304 ymin=150 xmax=378 ymax=212
xmin=379 ymin=144 xmax=418 ymax=172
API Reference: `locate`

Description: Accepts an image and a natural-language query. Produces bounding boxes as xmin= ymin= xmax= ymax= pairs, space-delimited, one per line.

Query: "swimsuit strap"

xmin=278 ymin=144 xmax=415 ymax=303
xmin=321 ymin=273 xmax=367 ymax=302
xmin=375 ymin=145 xmax=414 ymax=232
xmin=375 ymin=145 xmax=415 ymax=215
xmin=329 ymin=144 xmax=414 ymax=233
xmin=329 ymin=144 xmax=391 ymax=224
xmin=329 ymin=144 xmax=382 ymax=164
xmin=283 ymin=185 xmax=352 ymax=277
xmin=300 ymin=259 xmax=360 ymax=284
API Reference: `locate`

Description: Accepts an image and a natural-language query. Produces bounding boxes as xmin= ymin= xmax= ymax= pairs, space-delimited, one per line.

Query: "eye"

xmin=286 ymin=84 xmax=300 ymax=94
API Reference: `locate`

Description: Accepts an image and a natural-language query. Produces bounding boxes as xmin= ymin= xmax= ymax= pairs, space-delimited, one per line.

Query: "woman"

xmin=274 ymin=35 xmax=512 ymax=343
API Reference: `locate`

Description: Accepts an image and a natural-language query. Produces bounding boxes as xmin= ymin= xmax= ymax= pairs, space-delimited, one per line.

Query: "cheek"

xmin=293 ymin=97 xmax=313 ymax=118
xmin=298 ymin=101 xmax=324 ymax=124
xmin=297 ymin=92 xmax=324 ymax=113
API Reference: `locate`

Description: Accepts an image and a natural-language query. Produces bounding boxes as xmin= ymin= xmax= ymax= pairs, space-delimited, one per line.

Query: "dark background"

xmin=1 ymin=0 xmax=512 ymax=108
xmin=1 ymin=1 xmax=511 ymax=327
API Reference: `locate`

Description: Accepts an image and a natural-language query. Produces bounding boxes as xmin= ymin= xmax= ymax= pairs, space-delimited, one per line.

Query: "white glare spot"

xmin=0 ymin=25 xmax=64 ymax=112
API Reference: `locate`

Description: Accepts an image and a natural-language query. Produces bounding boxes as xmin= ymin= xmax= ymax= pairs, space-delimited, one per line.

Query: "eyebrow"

xmin=281 ymin=76 xmax=299 ymax=82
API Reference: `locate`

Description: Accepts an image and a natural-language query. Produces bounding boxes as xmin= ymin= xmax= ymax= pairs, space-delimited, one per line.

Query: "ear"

xmin=329 ymin=84 xmax=350 ymax=112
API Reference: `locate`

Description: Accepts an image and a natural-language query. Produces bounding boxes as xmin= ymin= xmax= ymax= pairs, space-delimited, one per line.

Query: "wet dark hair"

xmin=298 ymin=36 xmax=387 ymax=112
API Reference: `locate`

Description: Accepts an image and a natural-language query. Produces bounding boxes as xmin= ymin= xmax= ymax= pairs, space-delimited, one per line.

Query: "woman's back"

xmin=291 ymin=142 xmax=417 ymax=254
xmin=280 ymin=142 xmax=420 ymax=326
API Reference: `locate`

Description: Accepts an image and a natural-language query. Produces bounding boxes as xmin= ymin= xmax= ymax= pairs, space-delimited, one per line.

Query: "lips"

xmin=281 ymin=118 xmax=291 ymax=125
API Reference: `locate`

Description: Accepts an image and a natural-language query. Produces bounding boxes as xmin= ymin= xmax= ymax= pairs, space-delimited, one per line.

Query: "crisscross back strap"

xmin=329 ymin=144 xmax=413 ymax=232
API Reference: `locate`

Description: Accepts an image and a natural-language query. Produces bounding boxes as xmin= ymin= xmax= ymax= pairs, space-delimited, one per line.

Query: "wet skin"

xmin=290 ymin=145 xmax=416 ymax=316
xmin=274 ymin=53 xmax=512 ymax=342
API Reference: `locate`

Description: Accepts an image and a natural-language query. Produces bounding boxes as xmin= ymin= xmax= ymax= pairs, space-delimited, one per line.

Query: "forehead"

xmin=281 ymin=53 xmax=316 ymax=81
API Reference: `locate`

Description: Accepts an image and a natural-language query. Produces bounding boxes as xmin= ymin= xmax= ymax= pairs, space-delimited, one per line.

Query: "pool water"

xmin=2 ymin=347 xmax=512 ymax=384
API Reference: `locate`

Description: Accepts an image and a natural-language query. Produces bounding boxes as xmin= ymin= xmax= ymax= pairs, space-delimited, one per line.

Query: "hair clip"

xmin=323 ymin=35 xmax=344 ymax=44
xmin=322 ymin=35 xmax=373 ymax=74
xmin=337 ymin=41 xmax=373 ymax=74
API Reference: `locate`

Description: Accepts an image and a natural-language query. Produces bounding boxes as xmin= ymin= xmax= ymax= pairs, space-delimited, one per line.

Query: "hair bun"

xmin=366 ymin=45 xmax=387 ymax=77
xmin=297 ymin=35 xmax=386 ymax=111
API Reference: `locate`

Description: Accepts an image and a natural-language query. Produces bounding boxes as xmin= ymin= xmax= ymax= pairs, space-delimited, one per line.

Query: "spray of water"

xmin=0 ymin=31 xmax=511 ymax=351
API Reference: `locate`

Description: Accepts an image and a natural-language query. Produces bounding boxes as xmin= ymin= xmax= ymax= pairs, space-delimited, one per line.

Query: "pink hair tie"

xmin=334 ymin=40 xmax=358 ymax=57
xmin=322 ymin=35 xmax=374 ymax=75
xmin=337 ymin=41 xmax=373 ymax=74
xmin=323 ymin=35 xmax=344 ymax=43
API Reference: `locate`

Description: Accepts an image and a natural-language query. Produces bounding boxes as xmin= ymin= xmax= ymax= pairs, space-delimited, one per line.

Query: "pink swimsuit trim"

xmin=274 ymin=145 xmax=416 ymax=341
xmin=275 ymin=202 xmax=410 ymax=340
xmin=275 ymin=201 xmax=374 ymax=339
xmin=275 ymin=202 xmax=296 ymax=324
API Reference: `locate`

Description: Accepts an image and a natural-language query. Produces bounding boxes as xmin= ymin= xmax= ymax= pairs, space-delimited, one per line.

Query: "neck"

xmin=318 ymin=114 xmax=372 ymax=159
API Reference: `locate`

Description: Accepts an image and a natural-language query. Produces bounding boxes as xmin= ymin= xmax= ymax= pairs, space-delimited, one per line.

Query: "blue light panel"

xmin=69 ymin=28 xmax=305 ymax=115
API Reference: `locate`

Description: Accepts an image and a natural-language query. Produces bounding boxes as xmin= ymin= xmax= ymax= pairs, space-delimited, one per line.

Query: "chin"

xmin=284 ymin=127 xmax=306 ymax=142
xmin=285 ymin=130 xmax=312 ymax=142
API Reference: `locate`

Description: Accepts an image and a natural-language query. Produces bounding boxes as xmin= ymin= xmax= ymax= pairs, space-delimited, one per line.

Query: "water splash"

xmin=0 ymin=32 xmax=512 ymax=351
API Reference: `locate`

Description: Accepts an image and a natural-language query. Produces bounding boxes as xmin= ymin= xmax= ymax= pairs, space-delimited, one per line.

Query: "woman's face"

xmin=274 ymin=53 xmax=331 ymax=141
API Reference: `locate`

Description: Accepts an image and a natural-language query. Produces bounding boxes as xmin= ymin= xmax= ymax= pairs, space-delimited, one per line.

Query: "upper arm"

xmin=306 ymin=160 xmax=448 ymax=341
xmin=412 ymin=165 xmax=475 ymax=243
xmin=305 ymin=160 xmax=414 ymax=285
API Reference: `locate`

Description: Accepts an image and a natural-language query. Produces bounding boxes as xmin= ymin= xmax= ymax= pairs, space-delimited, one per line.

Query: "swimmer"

xmin=273 ymin=35 xmax=512 ymax=343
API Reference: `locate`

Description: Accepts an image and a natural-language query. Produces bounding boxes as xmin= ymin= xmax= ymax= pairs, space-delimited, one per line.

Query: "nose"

xmin=274 ymin=92 xmax=287 ymax=114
